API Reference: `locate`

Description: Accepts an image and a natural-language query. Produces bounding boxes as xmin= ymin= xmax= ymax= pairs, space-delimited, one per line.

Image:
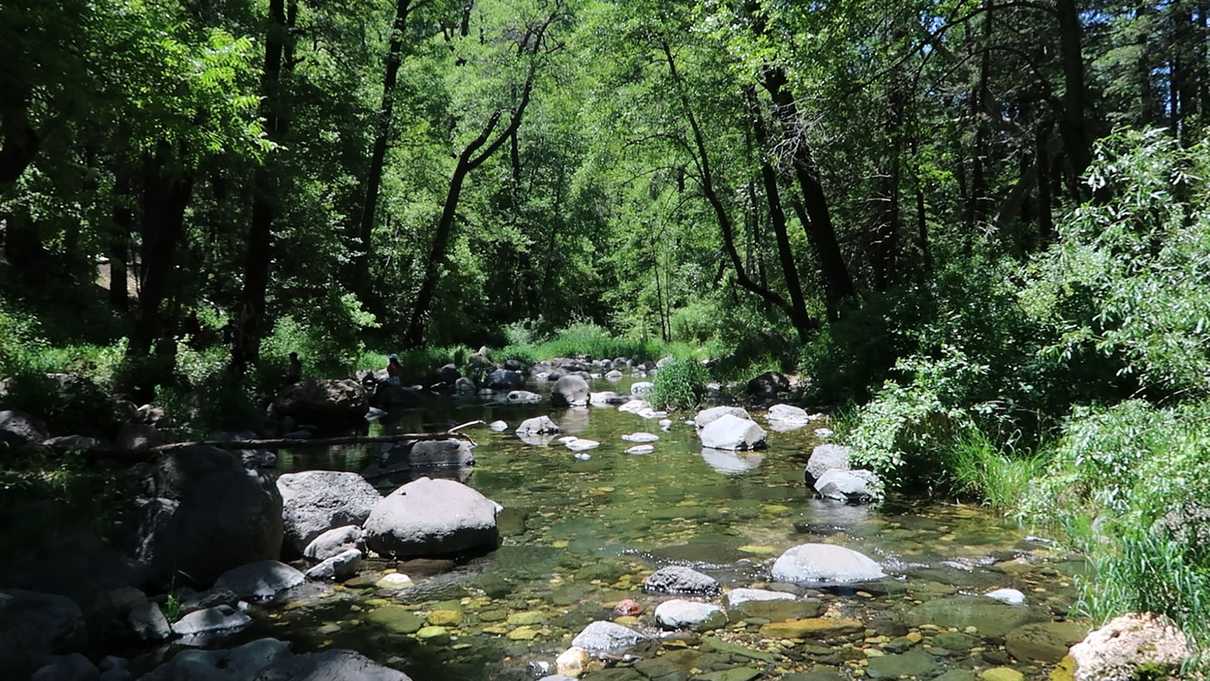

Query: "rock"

xmin=906 ymin=596 xmax=1049 ymax=638
xmin=130 ymin=446 xmax=284 ymax=589
xmin=589 ymin=391 xmax=623 ymax=406
xmin=747 ymin=371 xmax=790 ymax=399
xmin=979 ymin=668 xmax=1024 ymax=681
xmin=304 ymin=548 xmax=362 ymax=581
xmin=506 ymin=390 xmax=542 ymax=404
xmin=771 ymin=544 xmax=886 ymax=584
xmin=0 ymin=589 xmax=86 ymax=678
xmin=556 ymin=647 xmax=590 ymax=677
xmin=622 ymin=432 xmax=659 ymax=442
xmin=731 ymin=597 xmax=823 ymax=621
xmin=171 ymin=604 xmax=252 ymax=637
xmin=1069 ymin=613 xmax=1192 ymax=681
xmin=866 ymin=649 xmax=941 ymax=679
xmin=215 ymin=560 xmax=304 ymax=600
xmin=363 ymin=477 xmax=499 ymax=558
xmin=177 ymin=587 xmax=238 ymax=614
xmin=767 ymin=404 xmax=812 ymax=423
xmin=618 ymin=399 xmax=650 ymax=414
xmin=406 ymin=438 xmax=475 ymax=468
xmin=625 ymin=445 xmax=654 ymax=455
xmin=0 ymin=409 xmax=49 ymax=446
xmin=486 ymin=369 xmax=525 ymax=390
xmin=612 ymin=599 xmax=642 ymax=616
xmin=693 ymin=406 xmax=751 ymax=430
xmin=516 ymin=416 xmax=560 ymax=435
xmin=90 ymin=587 xmax=170 ymax=644
xmin=277 ymin=471 xmax=380 ymax=554
xmin=116 ymin=423 xmax=164 ymax=451
xmin=552 ymin=374 xmax=590 ymax=407
xmin=255 ymin=648 xmax=411 ymax=681
xmin=698 ymin=414 xmax=767 ymax=451
xmin=374 ymin=573 xmax=413 ymax=590
xmin=700 ymin=448 xmax=764 ymax=474
xmin=570 ymin=621 xmax=648 ymax=656
xmin=814 ymin=469 xmax=884 ymax=503
xmin=654 ymin=600 xmax=727 ymax=631
xmin=370 ymin=383 xmax=421 ymax=410
xmin=488 ymin=420 xmax=508 ymax=432
xmin=272 ymin=379 xmax=368 ymax=428
xmin=985 ymin=588 xmax=1026 ymax=605
xmin=1006 ymin=621 xmax=1088 ymax=663
xmin=604 ymin=370 xmax=623 ymax=381
xmin=643 ymin=565 xmax=720 ymax=595
xmin=725 ymin=588 xmax=796 ymax=607
xmin=437 ymin=364 xmax=461 ymax=384
xmin=30 ymin=653 xmax=98 ymax=681
xmin=140 ymin=638 xmax=287 ymax=680
xmin=565 ymin=439 xmax=600 ymax=452
xmin=804 ymin=445 xmax=851 ymax=485
xmin=366 ymin=605 xmax=421 ymax=633
xmin=630 ymin=381 xmax=654 ymax=397
xmin=303 ymin=525 xmax=365 ymax=563
xmin=758 ymin=617 xmax=863 ymax=638
xmin=454 ymin=377 xmax=476 ymax=394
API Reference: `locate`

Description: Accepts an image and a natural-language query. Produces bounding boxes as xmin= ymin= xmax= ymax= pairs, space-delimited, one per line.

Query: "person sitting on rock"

xmin=286 ymin=352 xmax=303 ymax=384
xmin=386 ymin=354 xmax=403 ymax=385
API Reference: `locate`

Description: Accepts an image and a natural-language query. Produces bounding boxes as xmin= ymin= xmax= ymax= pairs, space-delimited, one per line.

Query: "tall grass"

xmin=495 ymin=322 xmax=701 ymax=363
xmin=942 ymin=429 xmax=1049 ymax=509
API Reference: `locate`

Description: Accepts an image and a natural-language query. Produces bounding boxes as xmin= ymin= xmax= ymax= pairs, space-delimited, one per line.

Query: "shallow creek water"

xmin=239 ymin=377 xmax=1086 ymax=681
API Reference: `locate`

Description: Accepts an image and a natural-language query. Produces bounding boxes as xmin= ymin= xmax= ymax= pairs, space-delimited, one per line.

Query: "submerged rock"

xmin=985 ymin=588 xmax=1026 ymax=605
xmin=770 ymin=543 xmax=886 ymax=584
xmin=654 ymin=600 xmax=727 ymax=631
xmin=643 ymin=565 xmax=720 ymax=595
xmin=906 ymin=596 xmax=1048 ymax=638
xmin=363 ymin=477 xmax=499 ymax=559
xmin=700 ymin=448 xmax=764 ymax=474
xmin=506 ymin=390 xmax=542 ymax=404
xmin=1069 ymin=613 xmax=1192 ymax=681
xmin=866 ymin=649 xmax=942 ymax=679
xmin=406 ymin=438 xmax=475 ymax=468
xmin=570 ymin=621 xmax=648 ymax=656
xmin=1006 ymin=621 xmax=1088 ymax=663
xmin=277 ymin=471 xmax=380 ymax=554
xmin=698 ymin=414 xmax=767 ymax=451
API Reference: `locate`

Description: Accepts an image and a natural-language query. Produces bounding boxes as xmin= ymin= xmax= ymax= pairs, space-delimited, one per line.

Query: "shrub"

xmin=649 ymin=359 xmax=709 ymax=411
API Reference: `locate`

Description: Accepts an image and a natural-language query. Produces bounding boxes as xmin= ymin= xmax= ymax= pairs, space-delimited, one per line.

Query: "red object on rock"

xmin=613 ymin=598 xmax=642 ymax=616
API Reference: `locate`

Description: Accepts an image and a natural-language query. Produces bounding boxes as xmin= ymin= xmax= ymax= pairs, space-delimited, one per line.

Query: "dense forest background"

xmin=2 ymin=0 xmax=1210 ymax=659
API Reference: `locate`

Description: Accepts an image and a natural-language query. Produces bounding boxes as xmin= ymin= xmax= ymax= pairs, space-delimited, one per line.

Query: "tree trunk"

xmin=873 ymin=70 xmax=906 ymax=290
xmin=109 ymin=167 xmax=132 ymax=312
xmin=966 ymin=0 xmax=992 ymax=239
xmin=1035 ymin=118 xmax=1054 ymax=244
xmin=1055 ymin=0 xmax=1092 ymax=186
xmin=354 ymin=0 xmax=414 ymax=298
xmin=131 ymin=149 xmax=194 ymax=357
xmin=0 ymin=86 xmax=39 ymax=186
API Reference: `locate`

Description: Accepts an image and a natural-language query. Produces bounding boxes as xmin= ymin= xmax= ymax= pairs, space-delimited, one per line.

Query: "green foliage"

xmin=262 ymin=293 xmax=380 ymax=378
xmin=498 ymin=322 xmax=677 ymax=363
xmin=941 ymin=428 xmax=1049 ymax=509
xmin=651 ymin=359 xmax=710 ymax=411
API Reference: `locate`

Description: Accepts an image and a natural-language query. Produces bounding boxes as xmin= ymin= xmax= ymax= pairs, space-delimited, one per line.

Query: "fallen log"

xmin=154 ymin=421 xmax=484 ymax=452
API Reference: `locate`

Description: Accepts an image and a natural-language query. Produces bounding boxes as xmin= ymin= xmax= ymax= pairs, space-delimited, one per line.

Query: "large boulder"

xmin=693 ymin=406 xmax=751 ymax=430
xmin=698 ymin=414 xmax=767 ymax=451
xmin=363 ymin=477 xmax=499 ymax=559
xmin=486 ymin=369 xmax=525 ymax=390
xmin=643 ymin=566 xmax=719 ymax=595
xmin=0 ymin=589 xmax=87 ymax=678
xmin=570 ymin=621 xmax=648 ymax=657
xmin=303 ymin=525 xmax=365 ymax=563
xmin=255 ymin=649 xmax=412 ymax=681
xmin=814 ymin=469 xmax=884 ymax=503
xmin=1069 ymin=613 xmax=1192 ymax=681
xmin=552 ymin=375 xmax=590 ymax=407
xmin=272 ymin=379 xmax=368 ymax=429
xmin=771 ymin=544 xmax=886 ymax=584
xmin=276 ymin=471 xmax=380 ymax=555
xmin=0 ymin=409 xmax=49 ymax=446
xmin=129 ymin=446 xmax=284 ymax=589
xmin=214 ymin=560 xmax=304 ymax=600
xmin=89 ymin=587 xmax=170 ymax=644
xmin=804 ymin=444 xmax=851 ymax=486
xmin=767 ymin=404 xmax=811 ymax=423
xmin=653 ymin=600 xmax=727 ymax=632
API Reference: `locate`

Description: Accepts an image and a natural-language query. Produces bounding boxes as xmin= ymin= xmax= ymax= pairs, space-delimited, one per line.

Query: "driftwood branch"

xmin=151 ymin=430 xmax=475 ymax=452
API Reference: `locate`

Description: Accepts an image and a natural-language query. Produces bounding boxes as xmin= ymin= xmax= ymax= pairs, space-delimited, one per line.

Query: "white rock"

xmin=374 ymin=573 xmax=414 ymax=590
xmin=1070 ymin=613 xmax=1193 ymax=681
xmin=698 ymin=414 xmax=767 ymax=450
xmin=693 ymin=406 xmax=751 ymax=430
xmin=506 ymin=390 xmax=542 ymax=404
xmin=985 ymin=588 xmax=1026 ymax=605
xmin=630 ymin=382 xmax=654 ymax=397
xmin=618 ymin=399 xmax=650 ymax=414
xmin=558 ymin=436 xmax=579 ymax=444
xmin=814 ymin=428 xmax=834 ymax=437
xmin=725 ymin=588 xmax=796 ymax=607
xmin=489 ymin=420 xmax=509 ymax=432
xmin=653 ymin=600 xmax=727 ymax=631
xmin=622 ymin=432 xmax=659 ymax=443
xmin=770 ymin=543 xmax=886 ymax=584
xmin=767 ymin=404 xmax=811 ymax=422
xmin=566 ymin=439 xmax=600 ymax=452
xmin=555 ymin=647 xmax=590 ymax=677
xmin=625 ymin=445 xmax=654 ymax=455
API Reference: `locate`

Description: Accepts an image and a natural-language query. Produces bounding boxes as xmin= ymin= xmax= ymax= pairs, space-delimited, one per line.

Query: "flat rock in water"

xmin=618 ymin=399 xmax=650 ymax=414
xmin=625 ymin=445 xmax=655 ymax=455
xmin=654 ymin=600 xmax=727 ymax=631
xmin=570 ymin=621 xmax=648 ymax=656
xmin=693 ymin=406 xmax=751 ymax=430
xmin=767 ymin=404 xmax=812 ymax=422
xmin=489 ymin=420 xmax=509 ymax=432
xmin=363 ymin=477 xmax=499 ymax=559
xmin=814 ymin=469 xmax=883 ymax=503
xmin=771 ymin=544 xmax=885 ymax=584
xmin=407 ymin=438 xmax=474 ymax=468
xmin=725 ymin=588 xmax=796 ymax=607
xmin=698 ymin=414 xmax=766 ymax=450
xmin=906 ymin=596 xmax=1049 ymax=638
xmin=643 ymin=565 xmax=720 ymax=595
xmin=701 ymin=448 xmax=764 ymax=474
xmin=1005 ymin=621 xmax=1089 ymax=663
xmin=566 ymin=439 xmax=600 ymax=452
xmin=732 ymin=598 xmax=823 ymax=622
xmin=758 ymin=617 xmax=863 ymax=638
xmin=866 ymin=649 xmax=942 ymax=679
xmin=171 ymin=605 xmax=252 ymax=637
xmin=215 ymin=560 xmax=304 ymax=600
xmin=985 ymin=587 xmax=1026 ymax=605
xmin=506 ymin=390 xmax=542 ymax=404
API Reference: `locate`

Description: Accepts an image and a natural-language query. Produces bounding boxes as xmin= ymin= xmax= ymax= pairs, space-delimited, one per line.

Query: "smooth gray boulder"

xmin=363 ymin=477 xmax=499 ymax=559
xmin=693 ymin=406 xmax=751 ymax=430
xmin=814 ymin=469 xmax=884 ymax=503
xmin=304 ymin=549 xmax=362 ymax=581
xmin=552 ymin=374 xmax=590 ymax=407
xmin=276 ymin=471 xmax=380 ymax=554
xmin=771 ymin=543 xmax=886 ymax=584
xmin=488 ymin=420 xmax=509 ymax=432
xmin=0 ymin=589 xmax=86 ymax=678
xmin=643 ymin=565 xmax=719 ymax=595
xmin=214 ymin=560 xmax=304 ymax=600
xmin=407 ymin=439 xmax=474 ymax=467
xmin=130 ymin=446 xmax=283 ymax=589
xmin=140 ymin=638 xmax=289 ymax=680
xmin=653 ymin=600 xmax=727 ymax=631
xmin=170 ymin=604 xmax=252 ymax=637
xmin=437 ymin=364 xmax=461 ymax=384
xmin=698 ymin=414 xmax=767 ymax=450
xmin=255 ymin=649 xmax=412 ymax=681
xmin=604 ymin=370 xmax=623 ymax=381
xmin=767 ymin=404 xmax=811 ymax=422
xmin=805 ymin=444 xmax=851 ymax=485
xmin=570 ymin=621 xmax=648 ymax=656
xmin=304 ymin=525 xmax=365 ymax=563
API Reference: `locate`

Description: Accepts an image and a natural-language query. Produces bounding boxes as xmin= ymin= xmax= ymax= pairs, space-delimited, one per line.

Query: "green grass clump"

xmin=650 ymin=359 xmax=710 ymax=411
xmin=495 ymin=322 xmax=702 ymax=364
xmin=942 ymin=428 xmax=1048 ymax=509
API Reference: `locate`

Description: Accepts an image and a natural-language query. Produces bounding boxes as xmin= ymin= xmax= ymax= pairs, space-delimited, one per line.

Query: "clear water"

xmin=241 ymin=377 xmax=1084 ymax=680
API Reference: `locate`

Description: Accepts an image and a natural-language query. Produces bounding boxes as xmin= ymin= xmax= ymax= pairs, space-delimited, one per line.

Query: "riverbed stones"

xmin=643 ymin=565 xmax=720 ymax=595
xmin=171 ymin=604 xmax=252 ymax=637
xmin=516 ymin=416 xmax=560 ymax=435
xmin=304 ymin=548 xmax=361 ymax=581
xmin=552 ymin=374 xmax=591 ymax=407
xmin=570 ymin=621 xmax=648 ymax=656
xmin=814 ymin=469 xmax=884 ymax=503
xmin=654 ymin=600 xmax=728 ymax=632
xmin=1005 ymin=621 xmax=1088 ymax=663
xmin=698 ymin=414 xmax=767 ymax=451
xmin=865 ymin=649 xmax=942 ymax=679
xmin=304 ymin=525 xmax=365 ymax=562
xmin=0 ymin=589 xmax=87 ymax=678
xmin=214 ymin=560 xmax=304 ymax=600
xmin=407 ymin=438 xmax=475 ymax=468
xmin=363 ymin=477 xmax=499 ymax=558
xmin=771 ymin=544 xmax=886 ymax=584
xmin=1069 ymin=613 xmax=1192 ymax=681
xmin=693 ymin=406 xmax=751 ymax=430
xmin=277 ymin=470 xmax=380 ymax=554
xmin=906 ymin=596 xmax=1048 ymax=638
xmin=985 ymin=588 xmax=1026 ymax=605
xmin=131 ymin=446 xmax=284 ymax=589
xmin=804 ymin=445 xmax=851 ymax=486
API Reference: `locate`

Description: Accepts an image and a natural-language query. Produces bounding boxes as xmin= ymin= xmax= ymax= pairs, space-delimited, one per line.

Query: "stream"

xmin=239 ymin=376 xmax=1086 ymax=681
